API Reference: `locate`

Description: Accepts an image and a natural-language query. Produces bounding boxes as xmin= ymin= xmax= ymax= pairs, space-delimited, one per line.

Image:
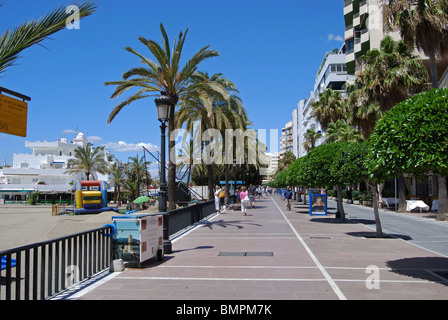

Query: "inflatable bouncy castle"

xmin=73 ymin=180 xmax=119 ymax=214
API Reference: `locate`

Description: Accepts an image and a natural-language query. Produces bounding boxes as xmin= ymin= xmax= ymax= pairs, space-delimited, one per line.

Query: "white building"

xmin=265 ymin=152 xmax=280 ymax=178
xmin=0 ymin=133 xmax=112 ymax=203
xmin=293 ymin=47 xmax=355 ymax=158
xmin=280 ymin=120 xmax=293 ymax=158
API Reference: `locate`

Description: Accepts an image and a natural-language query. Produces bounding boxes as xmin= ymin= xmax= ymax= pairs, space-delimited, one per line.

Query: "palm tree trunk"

xmin=437 ymin=175 xmax=447 ymax=221
xmin=429 ymin=53 xmax=439 ymax=89
xmin=207 ymin=164 xmax=213 ymax=200
xmin=117 ymin=185 xmax=122 ymax=207
xmin=168 ymin=115 xmax=176 ymax=211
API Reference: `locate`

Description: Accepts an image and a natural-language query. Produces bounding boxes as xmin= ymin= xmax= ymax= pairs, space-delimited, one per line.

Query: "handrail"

xmin=0 ymin=226 xmax=113 ymax=300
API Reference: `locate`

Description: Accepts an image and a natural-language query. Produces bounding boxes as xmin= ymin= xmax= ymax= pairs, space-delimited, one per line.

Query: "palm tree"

xmin=0 ymin=1 xmax=97 ymax=74
xmin=356 ymin=35 xmax=429 ymax=112
xmin=386 ymin=0 xmax=448 ymax=88
xmin=109 ymin=161 xmax=127 ymax=207
xmin=356 ymin=36 xmax=429 ymax=212
xmin=345 ymin=83 xmax=382 ymax=138
xmin=325 ymin=119 xmax=364 ymax=144
xmin=302 ymin=127 xmax=322 ymax=153
xmin=128 ymin=155 xmax=150 ymax=198
xmin=65 ymin=143 xmax=109 ymax=181
xmin=175 ymin=72 xmax=247 ymax=199
xmin=311 ymin=89 xmax=346 ymax=130
xmin=105 ymin=23 xmax=228 ymax=210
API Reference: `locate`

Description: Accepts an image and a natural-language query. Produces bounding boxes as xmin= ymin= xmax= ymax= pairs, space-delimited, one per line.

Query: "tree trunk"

xmin=437 ymin=175 xmax=447 ymax=221
xmin=224 ymin=164 xmax=229 ymax=203
xmin=207 ymin=164 xmax=214 ymax=200
xmin=368 ymin=181 xmax=383 ymax=238
xmin=168 ymin=115 xmax=176 ymax=211
xmin=117 ymin=185 xmax=122 ymax=207
xmin=398 ymin=176 xmax=406 ymax=212
xmin=335 ymin=185 xmax=345 ymax=222
xmin=429 ymin=52 xmax=439 ymax=89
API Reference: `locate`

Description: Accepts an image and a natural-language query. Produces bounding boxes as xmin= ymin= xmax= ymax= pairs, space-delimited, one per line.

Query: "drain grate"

xmin=218 ymin=252 xmax=273 ymax=257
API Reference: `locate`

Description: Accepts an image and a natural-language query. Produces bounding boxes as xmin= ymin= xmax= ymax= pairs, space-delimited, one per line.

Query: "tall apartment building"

xmin=344 ymin=0 xmax=387 ymax=74
xmin=280 ymin=120 xmax=293 ymax=158
xmin=293 ymin=46 xmax=354 ymax=158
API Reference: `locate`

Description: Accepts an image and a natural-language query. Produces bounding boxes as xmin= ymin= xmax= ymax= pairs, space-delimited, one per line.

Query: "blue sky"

xmin=0 ymin=0 xmax=345 ymax=169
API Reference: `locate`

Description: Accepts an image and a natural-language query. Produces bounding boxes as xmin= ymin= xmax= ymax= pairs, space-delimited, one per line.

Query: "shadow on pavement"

xmin=387 ymin=257 xmax=448 ymax=286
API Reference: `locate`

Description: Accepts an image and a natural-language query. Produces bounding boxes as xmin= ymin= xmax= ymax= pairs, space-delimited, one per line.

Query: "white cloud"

xmin=102 ymin=141 xmax=159 ymax=153
xmin=87 ymin=136 xmax=103 ymax=143
xmin=327 ymin=34 xmax=344 ymax=42
xmin=62 ymin=129 xmax=77 ymax=135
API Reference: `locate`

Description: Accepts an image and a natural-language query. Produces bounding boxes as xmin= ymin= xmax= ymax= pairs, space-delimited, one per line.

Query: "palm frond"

xmin=0 ymin=1 xmax=97 ymax=74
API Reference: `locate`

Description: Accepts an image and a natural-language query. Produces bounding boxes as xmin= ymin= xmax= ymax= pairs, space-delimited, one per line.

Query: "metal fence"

xmin=0 ymin=226 xmax=113 ymax=300
xmin=0 ymin=198 xmax=232 ymax=300
xmin=169 ymin=197 xmax=234 ymax=236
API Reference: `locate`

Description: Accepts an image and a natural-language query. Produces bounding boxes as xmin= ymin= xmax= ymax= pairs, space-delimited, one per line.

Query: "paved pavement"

xmin=338 ymin=200 xmax=448 ymax=257
xmin=58 ymin=195 xmax=448 ymax=301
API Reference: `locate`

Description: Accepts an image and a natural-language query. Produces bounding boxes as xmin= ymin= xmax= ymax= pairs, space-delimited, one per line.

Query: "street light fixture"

xmin=154 ymin=92 xmax=173 ymax=254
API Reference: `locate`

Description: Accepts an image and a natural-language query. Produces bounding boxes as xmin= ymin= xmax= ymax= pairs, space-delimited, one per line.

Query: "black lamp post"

xmin=155 ymin=92 xmax=173 ymax=254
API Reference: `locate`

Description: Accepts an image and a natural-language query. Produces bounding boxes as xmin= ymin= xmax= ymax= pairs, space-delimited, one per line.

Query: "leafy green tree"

xmin=330 ymin=141 xmax=383 ymax=236
xmin=105 ymin=23 xmax=227 ymax=210
xmin=65 ymin=143 xmax=109 ymax=181
xmin=367 ymin=89 xmax=448 ymax=220
xmin=0 ymin=2 xmax=97 ymax=74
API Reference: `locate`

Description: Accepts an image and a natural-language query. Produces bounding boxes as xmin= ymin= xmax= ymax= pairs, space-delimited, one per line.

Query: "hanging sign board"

xmin=0 ymin=94 xmax=28 ymax=137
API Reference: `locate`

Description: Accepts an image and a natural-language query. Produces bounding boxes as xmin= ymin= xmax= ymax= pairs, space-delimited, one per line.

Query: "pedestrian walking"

xmin=214 ymin=185 xmax=222 ymax=213
xmin=248 ymin=184 xmax=256 ymax=208
xmin=240 ymin=186 xmax=250 ymax=216
xmin=222 ymin=186 xmax=229 ymax=209
xmin=284 ymin=186 xmax=293 ymax=211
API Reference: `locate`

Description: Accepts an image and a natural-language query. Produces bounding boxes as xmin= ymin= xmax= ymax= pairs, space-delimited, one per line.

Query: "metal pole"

xmin=159 ymin=121 xmax=172 ymax=254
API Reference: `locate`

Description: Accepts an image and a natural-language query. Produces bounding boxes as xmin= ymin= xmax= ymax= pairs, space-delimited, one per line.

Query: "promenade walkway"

xmin=61 ymin=195 xmax=448 ymax=300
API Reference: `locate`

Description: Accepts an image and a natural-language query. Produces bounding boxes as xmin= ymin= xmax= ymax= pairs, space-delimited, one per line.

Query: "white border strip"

xmin=272 ymin=198 xmax=347 ymax=300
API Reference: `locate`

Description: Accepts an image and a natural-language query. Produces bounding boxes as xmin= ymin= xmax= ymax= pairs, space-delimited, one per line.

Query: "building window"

xmin=346 ymin=38 xmax=354 ymax=54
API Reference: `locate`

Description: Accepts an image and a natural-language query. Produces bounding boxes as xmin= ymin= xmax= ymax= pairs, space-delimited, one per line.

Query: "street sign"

xmin=0 ymin=94 xmax=28 ymax=137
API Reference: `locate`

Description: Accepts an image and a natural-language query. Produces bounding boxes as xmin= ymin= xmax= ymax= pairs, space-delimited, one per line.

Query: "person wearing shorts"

xmin=240 ymin=186 xmax=249 ymax=216
xmin=248 ymin=184 xmax=256 ymax=209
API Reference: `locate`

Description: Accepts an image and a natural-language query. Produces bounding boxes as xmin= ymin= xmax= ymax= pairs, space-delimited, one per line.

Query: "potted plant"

xmin=360 ymin=190 xmax=373 ymax=207
xmin=352 ymin=190 xmax=361 ymax=205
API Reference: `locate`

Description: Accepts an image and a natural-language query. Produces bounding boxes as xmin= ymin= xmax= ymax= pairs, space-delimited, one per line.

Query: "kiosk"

xmin=110 ymin=213 xmax=164 ymax=266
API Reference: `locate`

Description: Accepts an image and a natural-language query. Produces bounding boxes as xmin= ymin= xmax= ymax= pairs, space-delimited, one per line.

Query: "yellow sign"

xmin=0 ymin=94 xmax=28 ymax=137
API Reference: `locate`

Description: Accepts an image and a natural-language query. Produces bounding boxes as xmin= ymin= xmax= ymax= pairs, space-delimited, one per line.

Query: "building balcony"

xmin=344 ymin=0 xmax=353 ymax=15
xmin=353 ymin=12 xmax=360 ymax=27
xmin=345 ymin=27 xmax=354 ymax=40
xmin=361 ymin=28 xmax=369 ymax=43
xmin=359 ymin=0 xmax=368 ymax=16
